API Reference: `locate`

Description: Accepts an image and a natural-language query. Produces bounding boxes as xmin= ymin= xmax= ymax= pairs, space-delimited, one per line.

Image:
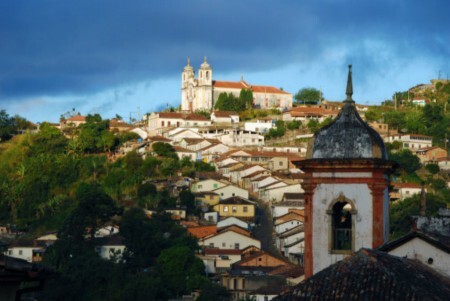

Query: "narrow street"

xmin=253 ymin=200 xmax=281 ymax=255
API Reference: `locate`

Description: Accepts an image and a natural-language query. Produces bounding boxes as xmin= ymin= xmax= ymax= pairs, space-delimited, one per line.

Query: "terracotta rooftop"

xmin=274 ymin=248 xmax=450 ymax=301
xmin=218 ymin=225 xmax=251 ymax=237
xmin=275 ymin=212 xmax=305 ymax=225
xmin=66 ymin=115 xmax=86 ymax=122
xmin=204 ymin=248 xmax=242 ymax=255
xmin=213 ymin=80 xmax=290 ymax=95
xmin=172 ymin=145 xmax=196 ymax=153
xmin=187 ymin=225 xmax=217 ymax=239
xmin=109 ymin=119 xmax=133 ymax=128
xmin=158 ymin=112 xmax=209 ymax=121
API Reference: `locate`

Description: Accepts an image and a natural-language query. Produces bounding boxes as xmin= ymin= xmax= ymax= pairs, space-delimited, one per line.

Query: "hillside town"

xmin=1 ymin=62 xmax=449 ymax=301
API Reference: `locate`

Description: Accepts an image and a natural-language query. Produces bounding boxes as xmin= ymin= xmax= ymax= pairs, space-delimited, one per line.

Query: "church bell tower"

xmin=296 ymin=66 xmax=395 ymax=277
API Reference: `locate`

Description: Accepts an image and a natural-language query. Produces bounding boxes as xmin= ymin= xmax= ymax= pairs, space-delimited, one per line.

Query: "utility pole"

xmin=394 ymin=93 xmax=397 ymax=111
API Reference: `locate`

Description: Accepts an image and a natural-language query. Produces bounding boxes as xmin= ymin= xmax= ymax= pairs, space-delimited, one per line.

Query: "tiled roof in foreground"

xmin=274 ymin=248 xmax=450 ymax=301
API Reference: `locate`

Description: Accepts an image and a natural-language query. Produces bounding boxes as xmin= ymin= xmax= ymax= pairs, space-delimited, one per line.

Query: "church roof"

xmin=274 ymin=248 xmax=450 ymax=301
xmin=307 ymin=66 xmax=388 ymax=160
xmin=212 ymin=80 xmax=290 ymax=95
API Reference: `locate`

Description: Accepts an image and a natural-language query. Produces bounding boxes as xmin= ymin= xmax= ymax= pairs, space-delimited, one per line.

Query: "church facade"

xmin=181 ymin=58 xmax=293 ymax=112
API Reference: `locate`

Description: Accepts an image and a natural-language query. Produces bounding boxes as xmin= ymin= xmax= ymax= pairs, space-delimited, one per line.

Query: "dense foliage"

xmin=214 ymin=89 xmax=253 ymax=111
xmin=294 ymin=87 xmax=322 ymax=104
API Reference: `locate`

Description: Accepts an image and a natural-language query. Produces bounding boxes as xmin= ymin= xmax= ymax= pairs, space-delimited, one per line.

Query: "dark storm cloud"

xmin=0 ymin=0 xmax=449 ymax=103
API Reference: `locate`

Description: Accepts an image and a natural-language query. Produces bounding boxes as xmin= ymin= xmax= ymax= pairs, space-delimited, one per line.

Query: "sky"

xmin=1 ymin=0 xmax=449 ymax=123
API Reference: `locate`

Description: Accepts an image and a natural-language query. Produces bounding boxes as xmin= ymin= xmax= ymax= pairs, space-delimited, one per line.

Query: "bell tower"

xmin=296 ymin=66 xmax=395 ymax=277
xmin=181 ymin=58 xmax=195 ymax=111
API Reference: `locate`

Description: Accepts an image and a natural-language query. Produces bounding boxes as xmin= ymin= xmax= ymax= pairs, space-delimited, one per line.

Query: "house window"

xmin=19 ymin=250 xmax=23 ymax=255
xmin=232 ymin=206 xmax=237 ymax=213
xmin=224 ymin=206 xmax=229 ymax=212
xmin=198 ymin=185 xmax=202 ymax=189
xmin=213 ymin=184 xmax=218 ymax=188
xmin=243 ymin=206 xmax=248 ymax=213
xmin=279 ymin=161 xmax=283 ymax=166
xmin=331 ymin=201 xmax=353 ymax=251
xmin=209 ymin=243 xmax=214 ymax=247
xmin=234 ymin=243 xmax=240 ymax=249
xmin=222 ymin=242 xmax=226 ymax=247
xmin=168 ymin=121 xmax=171 ymax=126
xmin=161 ymin=121 xmax=165 ymax=127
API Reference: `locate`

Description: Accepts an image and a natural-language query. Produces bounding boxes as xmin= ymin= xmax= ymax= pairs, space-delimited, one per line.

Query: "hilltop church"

xmin=181 ymin=57 xmax=293 ymax=112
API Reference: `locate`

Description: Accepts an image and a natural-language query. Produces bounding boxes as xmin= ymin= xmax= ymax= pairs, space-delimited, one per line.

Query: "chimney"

xmin=419 ymin=182 xmax=426 ymax=217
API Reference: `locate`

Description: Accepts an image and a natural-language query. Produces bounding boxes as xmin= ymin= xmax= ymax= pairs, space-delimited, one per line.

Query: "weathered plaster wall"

xmin=312 ymin=183 xmax=373 ymax=274
xmin=387 ymin=237 xmax=450 ymax=278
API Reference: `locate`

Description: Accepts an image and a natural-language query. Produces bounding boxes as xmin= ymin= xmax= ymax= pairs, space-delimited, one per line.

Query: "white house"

xmin=229 ymin=165 xmax=267 ymax=185
xmin=385 ymin=134 xmax=433 ymax=150
xmin=213 ymin=184 xmax=249 ymax=200
xmin=191 ymin=179 xmax=228 ymax=192
xmin=259 ymin=183 xmax=303 ymax=203
xmin=147 ymin=112 xmax=212 ymax=135
xmin=201 ymin=229 xmax=261 ymax=250
xmin=211 ymin=111 xmax=240 ymax=124
xmin=252 ymin=176 xmax=279 ymax=192
xmin=276 ymin=225 xmax=305 ymax=255
xmin=272 ymin=199 xmax=304 ymax=218
xmin=274 ymin=212 xmax=304 ymax=235
xmin=204 ymin=211 xmax=220 ymax=224
xmin=217 ymin=130 xmax=265 ymax=147
xmin=201 ymin=248 xmax=243 ymax=274
xmin=390 ymin=183 xmax=424 ymax=201
xmin=5 ymin=240 xmax=46 ymax=263
xmin=95 ymin=235 xmax=126 ymax=261
xmin=199 ymin=143 xmax=230 ymax=163
xmin=244 ymin=118 xmax=275 ymax=134
xmin=217 ymin=217 xmax=249 ymax=230
xmin=167 ymin=129 xmax=204 ymax=142
xmin=173 ymin=145 xmax=197 ymax=161
xmin=379 ymin=231 xmax=450 ymax=278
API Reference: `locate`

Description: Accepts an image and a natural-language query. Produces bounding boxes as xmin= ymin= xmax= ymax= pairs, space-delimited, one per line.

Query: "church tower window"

xmin=206 ymin=71 xmax=210 ymax=80
xmin=331 ymin=201 xmax=353 ymax=251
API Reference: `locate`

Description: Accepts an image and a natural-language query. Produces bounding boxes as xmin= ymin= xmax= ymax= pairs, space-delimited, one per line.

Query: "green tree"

xmin=425 ymin=164 xmax=440 ymax=175
xmin=295 ymin=88 xmax=321 ymax=104
xmin=239 ymin=88 xmax=254 ymax=109
xmin=152 ymin=142 xmax=178 ymax=159
xmin=307 ymin=119 xmax=320 ymax=133
xmin=364 ymin=107 xmax=383 ymax=122
xmin=76 ymin=182 xmax=118 ymax=239
xmin=383 ymin=110 xmax=406 ymax=130
xmin=157 ymin=245 xmax=206 ymax=297
xmin=179 ymin=190 xmax=195 ymax=213
xmin=286 ymin=120 xmax=301 ymax=130
xmin=390 ymin=193 xmax=446 ymax=239
xmin=0 ymin=110 xmax=15 ymax=141
xmin=389 ymin=149 xmax=421 ymax=174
